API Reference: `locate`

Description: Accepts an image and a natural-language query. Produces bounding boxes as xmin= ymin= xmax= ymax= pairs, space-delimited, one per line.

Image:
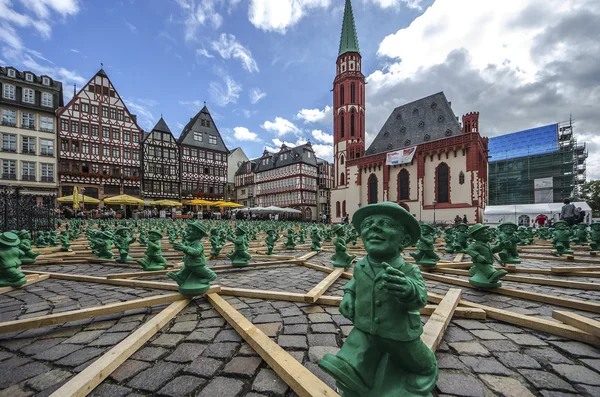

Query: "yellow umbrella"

xmin=151 ymin=199 xmax=183 ymax=207
xmin=182 ymin=199 xmax=214 ymax=206
xmin=210 ymin=201 xmax=226 ymax=206
xmin=72 ymin=186 xmax=80 ymax=210
xmin=216 ymin=202 xmax=244 ymax=208
xmin=57 ymin=194 xmax=101 ymax=204
xmin=104 ymin=194 xmax=145 ymax=205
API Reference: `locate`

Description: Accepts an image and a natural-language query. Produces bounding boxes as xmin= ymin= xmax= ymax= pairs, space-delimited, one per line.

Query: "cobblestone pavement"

xmin=0 ymin=249 xmax=599 ymax=396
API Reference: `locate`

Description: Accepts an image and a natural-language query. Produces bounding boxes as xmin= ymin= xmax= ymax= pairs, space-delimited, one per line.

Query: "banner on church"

xmin=386 ymin=146 xmax=417 ymax=165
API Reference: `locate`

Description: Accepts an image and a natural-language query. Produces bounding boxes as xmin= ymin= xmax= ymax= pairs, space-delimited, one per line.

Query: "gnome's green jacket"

xmin=465 ymin=241 xmax=502 ymax=271
xmin=182 ymin=240 xmax=206 ymax=268
xmin=343 ymin=255 xmax=427 ymax=342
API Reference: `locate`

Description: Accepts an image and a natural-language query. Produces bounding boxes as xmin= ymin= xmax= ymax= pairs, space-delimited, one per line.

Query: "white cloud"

xmin=365 ymin=0 xmax=424 ymax=10
xmin=125 ymin=99 xmax=155 ymax=130
xmin=248 ymin=0 xmax=331 ymax=33
xmin=312 ymin=143 xmax=333 ymax=159
xmin=175 ymin=0 xmax=223 ymax=41
xmin=0 ymin=0 xmax=78 ymax=40
xmin=124 ymin=19 xmax=137 ymax=34
xmin=249 ymin=87 xmax=267 ymax=104
xmin=196 ymin=47 xmax=213 ymax=58
xmin=179 ymin=99 xmax=205 ymax=110
xmin=209 ymin=74 xmax=242 ymax=106
xmin=233 ymin=126 xmax=261 ymax=142
xmin=211 ymin=33 xmax=259 ymax=73
xmin=296 ymin=105 xmax=331 ymax=124
xmin=237 ymin=108 xmax=257 ymax=118
xmin=261 ymin=117 xmax=302 ymax=137
xmin=311 ymin=129 xmax=333 ymax=144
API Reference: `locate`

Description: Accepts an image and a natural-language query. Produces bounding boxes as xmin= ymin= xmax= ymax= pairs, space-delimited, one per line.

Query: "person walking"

xmin=462 ymin=214 xmax=468 ymax=224
xmin=535 ymin=214 xmax=547 ymax=229
xmin=560 ymin=199 xmax=576 ymax=226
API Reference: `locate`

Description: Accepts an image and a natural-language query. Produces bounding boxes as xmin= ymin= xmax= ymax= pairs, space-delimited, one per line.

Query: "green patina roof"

xmin=338 ymin=0 xmax=360 ymax=56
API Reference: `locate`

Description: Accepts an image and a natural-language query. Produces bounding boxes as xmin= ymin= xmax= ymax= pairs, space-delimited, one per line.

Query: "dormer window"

xmin=193 ymin=132 xmax=203 ymax=141
xmin=26 ymin=73 xmax=33 ymax=82
xmin=7 ymin=69 xmax=15 ymax=78
xmin=42 ymin=77 xmax=50 ymax=85
xmin=207 ymin=120 xmax=210 ymax=128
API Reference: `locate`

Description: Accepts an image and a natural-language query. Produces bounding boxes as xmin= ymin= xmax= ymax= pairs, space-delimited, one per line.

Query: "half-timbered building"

xmin=57 ymin=68 xmax=142 ymax=200
xmin=178 ymin=105 xmax=228 ymax=202
xmin=141 ymin=117 xmax=180 ymax=201
xmin=234 ymin=159 xmax=258 ymax=208
xmin=254 ymin=143 xmax=318 ymax=221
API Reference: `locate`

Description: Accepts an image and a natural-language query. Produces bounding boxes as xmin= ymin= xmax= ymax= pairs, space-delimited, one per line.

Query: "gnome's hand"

xmin=382 ymin=265 xmax=412 ymax=299
xmin=339 ymin=293 xmax=355 ymax=321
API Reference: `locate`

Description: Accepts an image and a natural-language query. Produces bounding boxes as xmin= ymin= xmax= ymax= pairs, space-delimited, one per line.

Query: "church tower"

xmin=333 ymin=0 xmax=365 ymax=190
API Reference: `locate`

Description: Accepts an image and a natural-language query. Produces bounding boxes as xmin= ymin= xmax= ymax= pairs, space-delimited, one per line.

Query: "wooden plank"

xmin=427 ymin=292 xmax=600 ymax=346
xmin=207 ymin=293 xmax=340 ymax=397
xmin=520 ymin=254 xmax=600 ymax=265
xmin=50 ymin=299 xmax=190 ymax=397
xmin=424 ymin=262 xmax=473 ymax=270
xmin=304 ymin=268 xmax=345 ymax=303
xmin=0 ymin=291 xmax=198 ymax=334
xmin=0 ymin=274 xmax=49 ymax=294
xmin=551 ymin=266 xmax=600 ymax=273
xmin=297 ymin=251 xmax=320 ymax=261
xmin=552 ymin=311 xmax=600 ymax=338
xmin=302 ymin=262 xmax=353 ymax=279
xmin=508 ymin=267 xmax=600 ymax=278
xmin=421 ymin=288 xmax=462 ymax=351
xmin=431 ymin=268 xmax=600 ymax=291
xmin=453 ymin=253 xmax=465 ymax=263
xmin=422 ymin=272 xmax=600 ymax=313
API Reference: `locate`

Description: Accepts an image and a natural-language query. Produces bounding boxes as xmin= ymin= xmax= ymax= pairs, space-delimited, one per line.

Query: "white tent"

xmin=484 ymin=202 xmax=592 ymax=226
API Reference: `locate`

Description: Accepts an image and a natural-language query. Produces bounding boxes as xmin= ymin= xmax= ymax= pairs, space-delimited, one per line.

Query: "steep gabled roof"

xmin=254 ymin=143 xmax=318 ymax=173
xmin=235 ymin=159 xmax=259 ymax=176
xmin=339 ymin=0 xmax=360 ymax=56
xmin=178 ymin=105 xmax=228 ymax=153
xmin=365 ymin=92 xmax=462 ymax=156
xmin=143 ymin=117 xmax=176 ymax=144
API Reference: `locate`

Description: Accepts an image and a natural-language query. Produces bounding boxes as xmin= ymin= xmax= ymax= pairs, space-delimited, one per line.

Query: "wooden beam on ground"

xmin=423 ymin=262 xmax=473 ymax=270
xmin=421 ymin=288 xmax=462 ymax=351
xmin=520 ymin=254 xmax=600 ymax=264
xmin=551 ymin=266 xmax=600 ymax=273
xmin=0 ymin=291 xmax=199 ymax=334
xmin=297 ymin=251 xmax=319 ymax=261
xmin=422 ymin=272 xmax=600 ymax=314
xmin=50 ymin=299 xmax=190 ymax=397
xmin=207 ymin=293 xmax=340 ymax=397
xmin=304 ymin=268 xmax=345 ymax=303
xmin=453 ymin=253 xmax=465 ymax=263
xmin=427 ymin=292 xmax=600 ymax=346
xmin=553 ymin=311 xmax=600 ymax=338
xmin=508 ymin=267 xmax=600 ymax=278
xmin=431 ymin=268 xmax=600 ymax=291
xmin=0 ymin=274 xmax=49 ymax=294
xmin=302 ymin=262 xmax=353 ymax=279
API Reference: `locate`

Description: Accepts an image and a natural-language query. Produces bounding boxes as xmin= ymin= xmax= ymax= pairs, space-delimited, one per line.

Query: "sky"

xmin=1 ymin=0 xmax=599 ymax=178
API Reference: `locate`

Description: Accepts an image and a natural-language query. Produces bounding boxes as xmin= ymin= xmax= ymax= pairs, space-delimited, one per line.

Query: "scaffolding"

xmin=488 ymin=120 xmax=587 ymax=205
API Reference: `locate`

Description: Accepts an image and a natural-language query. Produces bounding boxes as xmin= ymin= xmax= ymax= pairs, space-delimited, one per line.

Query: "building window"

xmin=81 ymin=103 xmax=89 ymax=113
xmin=342 ymin=200 xmax=346 ymax=217
xmin=3 ymin=84 xmax=15 ymax=100
xmin=61 ymin=140 xmax=68 ymax=152
xmin=23 ymin=88 xmax=35 ymax=104
xmin=437 ymin=163 xmax=449 ymax=203
xmin=21 ymin=113 xmax=35 ymax=129
xmin=112 ymin=147 xmax=120 ymax=158
xmin=61 ymin=119 xmax=68 ymax=132
xmin=340 ymin=85 xmax=344 ymax=106
xmin=102 ymin=126 xmax=109 ymax=139
xmin=132 ymin=133 xmax=139 ymax=143
xmin=41 ymin=163 xmax=53 ymax=181
xmin=92 ymin=144 xmax=98 ymax=155
xmin=22 ymin=161 xmax=35 ymax=181
xmin=2 ymin=160 xmax=16 ymax=179
xmin=91 ymin=105 xmax=98 ymax=115
xmin=124 ymin=148 xmax=130 ymax=159
xmin=118 ymin=110 xmax=123 ymax=121
xmin=7 ymin=69 xmax=15 ymax=78
xmin=71 ymin=120 xmax=79 ymax=134
xmin=91 ymin=124 xmax=98 ymax=137
xmin=40 ymin=116 xmax=54 ymax=132
xmin=123 ymin=130 xmax=130 ymax=142
xmin=399 ymin=169 xmax=409 ymax=200
xmin=22 ymin=136 xmax=35 ymax=154
xmin=74 ymin=104 xmax=79 ymax=111
xmin=72 ymin=141 xmax=79 ymax=153
xmin=112 ymin=128 xmax=120 ymax=140
xmin=193 ymin=132 xmax=203 ymax=141
xmin=110 ymin=108 xmax=116 ymax=119
xmin=336 ymin=201 xmax=340 ymax=218
xmin=82 ymin=142 xmax=89 ymax=154
xmin=340 ymin=172 xmax=345 ymax=185
xmin=340 ymin=114 xmax=345 ymax=138
xmin=368 ymin=174 xmax=378 ymax=204
xmin=1 ymin=109 xmax=16 ymax=127
xmin=350 ymin=110 xmax=355 ymax=136
xmin=102 ymin=106 xmax=108 ymax=118
xmin=133 ymin=151 xmax=139 ymax=160
xmin=207 ymin=120 xmax=211 ymax=127
xmin=25 ymin=73 xmax=33 ymax=82
xmin=351 ymin=83 xmax=355 ymax=103
xmin=40 ymin=139 xmax=53 ymax=156
xmin=2 ymin=134 xmax=16 ymax=152
xmin=81 ymin=123 xmax=89 ymax=135
xmin=209 ymin=135 xmax=217 ymax=145
xmin=42 ymin=77 xmax=50 ymax=85
xmin=459 ymin=171 xmax=465 ymax=185
xmin=41 ymin=92 xmax=53 ymax=107
xmin=103 ymin=146 xmax=110 ymax=157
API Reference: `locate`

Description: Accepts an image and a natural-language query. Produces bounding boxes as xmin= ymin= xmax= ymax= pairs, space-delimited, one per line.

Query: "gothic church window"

xmin=399 ymin=169 xmax=409 ymax=200
xmin=340 ymin=172 xmax=345 ymax=185
xmin=350 ymin=110 xmax=355 ymax=136
xmin=351 ymin=83 xmax=355 ymax=103
xmin=340 ymin=85 xmax=344 ymax=106
xmin=368 ymin=174 xmax=378 ymax=204
xmin=340 ymin=114 xmax=345 ymax=138
xmin=459 ymin=171 xmax=465 ymax=185
xmin=437 ymin=163 xmax=449 ymax=203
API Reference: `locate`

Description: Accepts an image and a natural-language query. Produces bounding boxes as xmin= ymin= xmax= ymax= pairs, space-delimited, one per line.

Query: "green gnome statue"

xmin=409 ymin=223 xmax=440 ymax=267
xmin=17 ymin=230 xmax=40 ymax=264
xmin=227 ymin=225 xmax=253 ymax=267
xmin=465 ymin=224 xmax=508 ymax=288
xmin=137 ymin=230 xmax=167 ymax=271
xmin=331 ymin=225 xmax=357 ymax=268
xmin=0 ymin=232 xmax=26 ymax=287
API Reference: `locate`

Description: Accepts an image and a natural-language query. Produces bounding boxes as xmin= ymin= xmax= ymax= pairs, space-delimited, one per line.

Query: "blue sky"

xmin=2 ymin=0 xmax=599 ymax=177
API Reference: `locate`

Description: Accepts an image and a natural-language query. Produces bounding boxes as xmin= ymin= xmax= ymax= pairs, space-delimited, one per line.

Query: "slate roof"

xmin=254 ymin=143 xmax=317 ymax=173
xmin=178 ymin=105 xmax=228 ymax=153
xmin=235 ymin=159 xmax=259 ymax=176
xmin=339 ymin=0 xmax=360 ymax=56
xmin=365 ymin=91 xmax=462 ymax=156
xmin=142 ymin=117 xmax=175 ymax=144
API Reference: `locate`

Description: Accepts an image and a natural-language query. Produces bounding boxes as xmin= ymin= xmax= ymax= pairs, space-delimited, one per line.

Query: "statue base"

xmin=332 ymin=255 xmax=356 ymax=268
xmin=231 ymin=260 xmax=250 ymax=267
xmin=0 ymin=277 xmax=27 ymax=287
xmin=20 ymin=258 xmax=37 ymax=264
xmin=416 ymin=260 xmax=438 ymax=267
xmin=116 ymin=256 xmax=134 ymax=263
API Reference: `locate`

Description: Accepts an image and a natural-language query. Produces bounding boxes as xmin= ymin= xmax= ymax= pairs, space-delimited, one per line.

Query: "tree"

xmin=579 ymin=180 xmax=600 ymax=217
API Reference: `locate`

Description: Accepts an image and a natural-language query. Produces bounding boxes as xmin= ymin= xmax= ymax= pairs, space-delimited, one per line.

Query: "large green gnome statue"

xmin=137 ymin=230 xmax=167 ymax=271
xmin=409 ymin=223 xmax=440 ymax=267
xmin=465 ymin=224 xmax=508 ymax=288
xmin=226 ymin=225 xmax=253 ymax=267
xmin=331 ymin=225 xmax=356 ymax=268
xmin=0 ymin=232 xmax=26 ymax=287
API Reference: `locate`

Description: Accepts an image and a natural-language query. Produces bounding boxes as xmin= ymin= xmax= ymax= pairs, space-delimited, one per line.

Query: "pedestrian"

xmin=454 ymin=215 xmax=462 ymax=225
xmin=462 ymin=214 xmax=468 ymax=224
xmin=535 ymin=214 xmax=547 ymax=229
xmin=560 ymin=199 xmax=576 ymax=226
xmin=578 ymin=207 xmax=586 ymax=223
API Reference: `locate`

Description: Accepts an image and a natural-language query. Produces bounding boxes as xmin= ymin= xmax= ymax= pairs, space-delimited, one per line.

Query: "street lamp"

xmin=432 ymin=200 xmax=437 ymax=225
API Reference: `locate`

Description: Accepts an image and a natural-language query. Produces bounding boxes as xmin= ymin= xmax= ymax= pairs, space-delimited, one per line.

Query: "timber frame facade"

xmin=57 ymin=68 xmax=142 ymax=200
xmin=178 ymin=105 xmax=228 ymax=202
xmin=141 ymin=118 xmax=180 ymax=200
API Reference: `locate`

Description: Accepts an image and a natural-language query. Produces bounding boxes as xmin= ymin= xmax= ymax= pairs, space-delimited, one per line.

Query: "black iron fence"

xmin=0 ymin=187 xmax=57 ymax=234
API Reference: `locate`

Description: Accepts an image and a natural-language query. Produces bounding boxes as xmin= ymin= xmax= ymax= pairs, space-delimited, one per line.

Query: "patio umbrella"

xmin=57 ymin=194 xmax=101 ymax=204
xmin=216 ymin=202 xmax=244 ymax=208
xmin=182 ymin=199 xmax=214 ymax=206
xmin=151 ymin=199 xmax=183 ymax=207
xmin=104 ymin=194 xmax=145 ymax=205
xmin=72 ymin=186 xmax=80 ymax=210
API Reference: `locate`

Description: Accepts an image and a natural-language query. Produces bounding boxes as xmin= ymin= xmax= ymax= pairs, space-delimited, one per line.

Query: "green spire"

xmin=338 ymin=0 xmax=360 ymax=56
